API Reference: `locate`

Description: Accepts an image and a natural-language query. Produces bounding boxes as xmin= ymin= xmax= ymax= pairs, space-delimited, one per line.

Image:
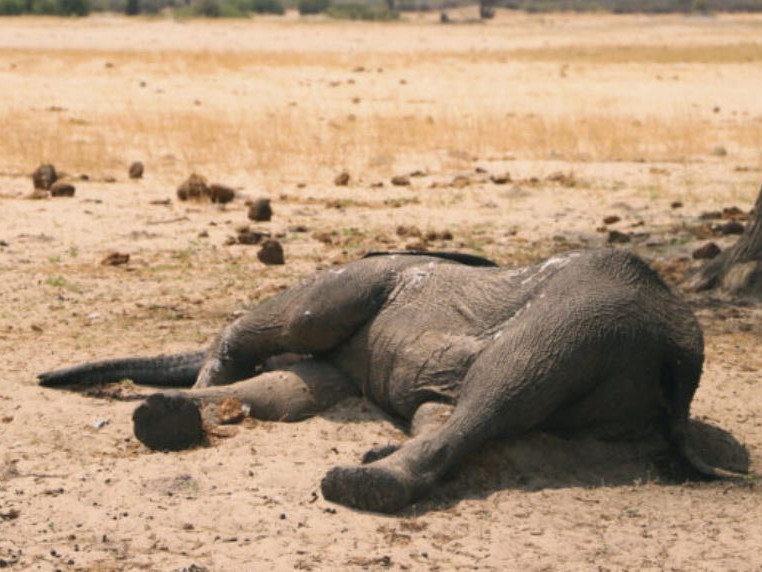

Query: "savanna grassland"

xmin=1 ymin=12 xmax=762 ymax=571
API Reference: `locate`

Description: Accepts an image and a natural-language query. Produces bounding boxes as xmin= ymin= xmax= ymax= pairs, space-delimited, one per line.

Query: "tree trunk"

xmin=683 ymin=182 xmax=762 ymax=297
xmin=479 ymin=0 xmax=495 ymax=19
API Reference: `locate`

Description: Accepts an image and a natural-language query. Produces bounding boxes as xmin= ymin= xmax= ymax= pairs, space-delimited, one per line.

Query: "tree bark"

xmin=683 ymin=183 xmax=762 ymax=297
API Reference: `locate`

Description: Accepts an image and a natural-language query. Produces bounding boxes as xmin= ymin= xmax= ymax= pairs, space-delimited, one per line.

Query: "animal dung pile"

xmin=50 ymin=182 xmax=75 ymax=197
xmin=247 ymin=198 xmax=272 ymax=222
xmin=177 ymin=174 xmax=209 ymax=201
xmin=334 ymin=171 xmax=350 ymax=186
xmin=32 ymin=164 xmax=57 ymax=190
xmin=176 ymin=174 xmax=235 ymax=204
xmin=209 ymin=184 xmax=235 ymax=204
xmin=128 ymin=161 xmax=144 ymax=179
xmin=257 ymin=239 xmax=285 ymax=265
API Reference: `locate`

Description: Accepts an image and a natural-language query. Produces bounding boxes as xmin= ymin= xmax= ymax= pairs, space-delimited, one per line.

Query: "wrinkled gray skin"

xmin=39 ymin=249 xmax=736 ymax=513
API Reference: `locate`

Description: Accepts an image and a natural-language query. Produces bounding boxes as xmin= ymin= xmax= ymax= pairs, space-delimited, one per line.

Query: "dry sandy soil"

xmin=1 ymin=12 xmax=762 ymax=571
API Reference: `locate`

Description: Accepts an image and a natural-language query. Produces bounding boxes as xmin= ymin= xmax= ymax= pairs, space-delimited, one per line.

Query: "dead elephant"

xmin=39 ymin=249 xmax=743 ymax=513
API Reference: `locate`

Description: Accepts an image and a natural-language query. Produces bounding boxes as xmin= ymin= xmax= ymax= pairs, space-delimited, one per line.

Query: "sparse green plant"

xmin=325 ymin=2 xmax=398 ymax=20
xmin=0 ymin=0 xmax=24 ymax=14
xmin=45 ymin=275 xmax=82 ymax=293
xmin=298 ymin=0 xmax=329 ymax=15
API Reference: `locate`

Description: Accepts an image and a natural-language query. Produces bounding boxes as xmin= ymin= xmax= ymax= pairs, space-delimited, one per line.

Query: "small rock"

xmin=490 ymin=173 xmax=511 ymax=185
xmin=248 ymin=198 xmax=272 ymax=222
xmin=50 ymin=182 xmax=76 ymax=197
xmin=177 ymin=174 xmax=209 ymax=201
xmin=104 ymin=176 xmax=117 ymax=183
xmin=334 ymin=171 xmax=350 ymax=186
xmin=257 ymin=239 xmax=285 ymax=265
xmin=670 ymin=201 xmax=683 ymax=209
xmin=198 ymin=230 xmax=209 ymax=238
xmin=603 ymin=215 xmax=621 ymax=225
xmin=391 ymin=175 xmax=410 ymax=187
xmin=92 ymin=418 xmax=110 ymax=429
xmin=128 ymin=162 xmax=144 ymax=179
xmin=607 ymin=230 xmax=631 ymax=244
xmin=101 ymin=252 xmax=130 ymax=266
xmin=289 ymin=225 xmax=309 ymax=233
xmin=209 ymin=184 xmax=235 ymax=204
xmin=712 ymin=145 xmax=728 ymax=157
xmin=32 ymin=164 xmax=57 ymax=190
xmin=216 ymin=397 xmax=245 ymax=425
xmin=692 ymin=242 xmax=721 ymax=260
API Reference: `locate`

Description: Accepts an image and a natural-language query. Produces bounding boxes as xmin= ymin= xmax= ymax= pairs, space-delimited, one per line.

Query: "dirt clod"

xmin=101 ymin=252 xmax=130 ymax=266
xmin=490 ymin=173 xmax=511 ymax=185
xmin=248 ymin=198 xmax=272 ymax=222
xmin=391 ymin=175 xmax=410 ymax=187
xmin=216 ymin=397 xmax=245 ymax=425
xmin=257 ymin=239 xmax=285 ymax=265
xmin=603 ymin=215 xmax=621 ymax=225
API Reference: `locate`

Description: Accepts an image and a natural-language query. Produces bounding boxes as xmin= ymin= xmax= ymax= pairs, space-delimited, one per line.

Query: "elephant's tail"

xmin=662 ymin=351 xmax=747 ymax=479
xmin=38 ymin=350 xmax=206 ymax=388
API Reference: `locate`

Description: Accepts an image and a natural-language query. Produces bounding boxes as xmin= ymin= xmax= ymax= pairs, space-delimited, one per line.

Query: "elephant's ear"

xmin=362 ymin=250 xmax=498 ymax=268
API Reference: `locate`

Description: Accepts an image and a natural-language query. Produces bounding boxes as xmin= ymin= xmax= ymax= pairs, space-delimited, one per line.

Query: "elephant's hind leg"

xmin=133 ymin=360 xmax=356 ymax=451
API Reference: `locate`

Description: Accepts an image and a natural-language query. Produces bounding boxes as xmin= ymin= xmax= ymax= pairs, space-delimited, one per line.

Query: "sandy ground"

xmin=1 ymin=13 xmax=762 ymax=571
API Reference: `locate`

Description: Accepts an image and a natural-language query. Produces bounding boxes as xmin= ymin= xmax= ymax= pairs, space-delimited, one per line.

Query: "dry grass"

xmin=3 ymin=42 xmax=762 ymax=73
xmin=2 ymin=106 xmax=760 ymax=176
xmin=1 ymin=17 xmax=761 ymax=178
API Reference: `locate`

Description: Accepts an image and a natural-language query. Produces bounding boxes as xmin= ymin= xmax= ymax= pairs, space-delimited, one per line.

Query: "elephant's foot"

xmin=320 ymin=464 xmax=413 ymax=513
xmin=132 ymin=393 xmax=205 ymax=451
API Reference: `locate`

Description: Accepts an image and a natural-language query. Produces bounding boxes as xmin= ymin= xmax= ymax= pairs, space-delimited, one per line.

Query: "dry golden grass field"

xmin=1 ymin=11 xmax=762 ymax=571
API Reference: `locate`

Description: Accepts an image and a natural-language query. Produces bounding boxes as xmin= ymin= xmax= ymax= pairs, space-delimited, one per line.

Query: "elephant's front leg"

xmin=133 ymin=360 xmax=357 ymax=451
xmin=195 ymin=265 xmax=394 ymax=388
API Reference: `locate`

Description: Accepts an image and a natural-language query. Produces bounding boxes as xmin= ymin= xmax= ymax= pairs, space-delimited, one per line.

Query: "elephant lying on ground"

xmin=39 ymin=249 xmax=740 ymax=513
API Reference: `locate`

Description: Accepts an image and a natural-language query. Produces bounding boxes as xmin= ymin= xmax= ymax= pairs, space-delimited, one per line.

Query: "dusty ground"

xmin=1 ymin=12 xmax=762 ymax=571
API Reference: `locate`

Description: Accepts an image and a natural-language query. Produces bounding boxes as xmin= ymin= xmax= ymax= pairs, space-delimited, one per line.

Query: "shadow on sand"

xmin=409 ymin=419 xmax=751 ymax=514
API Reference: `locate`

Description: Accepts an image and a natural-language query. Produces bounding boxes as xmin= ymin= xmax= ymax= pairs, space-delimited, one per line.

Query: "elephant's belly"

xmin=330 ymin=326 xmax=485 ymax=419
